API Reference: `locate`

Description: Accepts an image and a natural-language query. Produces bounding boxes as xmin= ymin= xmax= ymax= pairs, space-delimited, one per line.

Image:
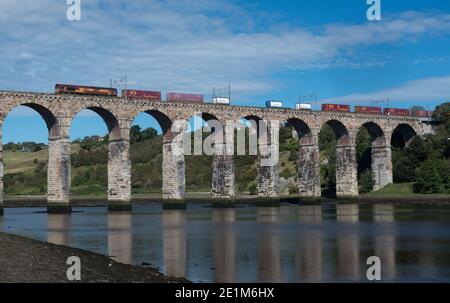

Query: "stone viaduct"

xmin=0 ymin=91 xmax=433 ymax=213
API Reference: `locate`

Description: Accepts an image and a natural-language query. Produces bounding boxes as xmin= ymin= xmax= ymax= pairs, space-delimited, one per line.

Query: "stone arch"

xmin=128 ymin=109 xmax=173 ymax=198
xmin=358 ymin=122 xmax=392 ymax=191
xmin=286 ymin=118 xmax=313 ymax=144
xmin=2 ymin=103 xmax=59 ymax=138
xmin=320 ymin=119 xmax=358 ymax=197
xmin=184 ymin=112 xmax=234 ymax=199
xmin=71 ymin=106 xmax=122 ymax=141
xmin=323 ymin=119 xmax=351 ymax=146
xmin=70 ymin=106 xmax=129 ymax=206
xmin=237 ymin=115 xmax=279 ymax=197
xmin=285 ymin=118 xmax=320 ymax=197
xmin=360 ymin=122 xmax=386 ymax=147
xmin=141 ymin=109 xmax=173 ymax=135
xmin=391 ymin=123 xmax=417 ymax=148
xmin=0 ymin=102 xmax=71 ymax=212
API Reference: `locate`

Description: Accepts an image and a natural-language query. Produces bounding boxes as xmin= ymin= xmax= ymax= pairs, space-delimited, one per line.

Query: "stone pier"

xmin=298 ymin=136 xmax=321 ymax=198
xmin=335 ymin=144 xmax=359 ymax=197
xmin=107 ymin=138 xmax=132 ymax=211
xmin=211 ymin=124 xmax=235 ymax=207
xmin=162 ymin=128 xmax=186 ymax=209
xmin=371 ymin=145 xmax=393 ymax=191
xmin=257 ymin=121 xmax=280 ymax=204
xmin=47 ymin=131 xmax=71 ymax=214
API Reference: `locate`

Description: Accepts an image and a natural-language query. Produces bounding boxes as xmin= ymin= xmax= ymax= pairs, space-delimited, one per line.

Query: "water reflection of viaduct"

xmin=45 ymin=205 xmax=398 ymax=282
xmin=0 ymin=91 xmax=433 ymax=213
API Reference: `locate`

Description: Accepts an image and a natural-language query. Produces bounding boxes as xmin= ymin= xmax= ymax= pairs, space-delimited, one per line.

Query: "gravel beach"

xmin=0 ymin=232 xmax=189 ymax=283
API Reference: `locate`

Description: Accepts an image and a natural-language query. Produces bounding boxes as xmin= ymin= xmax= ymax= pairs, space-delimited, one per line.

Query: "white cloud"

xmin=0 ymin=1 xmax=449 ymax=99
xmin=321 ymin=75 xmax=450 ymax=105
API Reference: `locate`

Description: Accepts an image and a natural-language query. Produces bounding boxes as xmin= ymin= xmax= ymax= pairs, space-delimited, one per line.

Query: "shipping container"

xmin=122 ymin=89 xmax=161 ymax=101
xmin=295 ymin=103 xmax=312 ymax=110
xmin=411 ymin=110 xmax=430 ymax=118
xmin=383 ymin=108 xmax=410 ymax=116
xmin=55 ymin=84 xmax=117 ymax=96
xmin=321 ymin=103 xmax=351 ymax=112
xmin=166 ymin=92 xmax=203 ymax=103
xmin=354 ymin=106 xmax=382 ymax=114
xmin=212 ymin=97 xmax=230 ymax=105
xmin=266 ymin=100 xmax=284 ymax=108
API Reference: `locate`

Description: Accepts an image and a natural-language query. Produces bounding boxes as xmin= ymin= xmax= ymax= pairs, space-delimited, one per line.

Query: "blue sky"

xmin=1 ymin=0 xmax=450 ymax=143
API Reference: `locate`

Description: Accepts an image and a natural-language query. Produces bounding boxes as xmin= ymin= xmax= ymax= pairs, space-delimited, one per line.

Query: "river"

xmin=1 ymin=203 xmax=450 ymax=282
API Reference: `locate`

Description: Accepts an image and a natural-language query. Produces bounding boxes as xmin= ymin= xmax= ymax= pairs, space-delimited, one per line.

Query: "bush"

xmin=247 ymin=181 xmax=257 ymax=195
xmin=359 ymin=169 xmax=374 ymax=194
xmin=414 ymin=159 xmax=450 ymax=194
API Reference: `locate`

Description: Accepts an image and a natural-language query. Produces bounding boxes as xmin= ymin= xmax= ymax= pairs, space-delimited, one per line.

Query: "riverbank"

xmin=3 ymin=192 xmax=450 ymax=208
xmin=0 ymin=232 xmax=189 ymax=283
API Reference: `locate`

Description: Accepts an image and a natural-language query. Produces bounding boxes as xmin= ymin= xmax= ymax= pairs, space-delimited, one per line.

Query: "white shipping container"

xmin=295 ymin=103 xmax=312 ymax=110
xmin=212 ymin=97 xmax=230 ymax=104
xmin=266 ymin=101 xmax=283 ymax=108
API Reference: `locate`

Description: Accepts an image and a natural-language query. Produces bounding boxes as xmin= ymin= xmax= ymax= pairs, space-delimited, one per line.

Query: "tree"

xmin=130 ymin=125 xmax=142 ymax=144
xmin=359 ymin=169 xmax=374 ymax=194
xmin=414 ymin=159 xmax=449 ymax=194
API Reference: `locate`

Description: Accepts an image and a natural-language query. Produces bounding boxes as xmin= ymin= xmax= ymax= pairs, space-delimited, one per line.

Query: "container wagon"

xmin=212 ymin=97 xmax=231 ymax=105
xmin=411 ymin=110 xmax=430 ymax=118
xmin=122 ymin=89 xmax=161 ymax=101
xmin=383 ymin=108 xmax=410 ymax=116
xmin=266 ymin=100 xmax=284 ymax=108
xmin=55 ymin=84 xmax=117 ymax=96
xmin=295 ymin=103 xmax=312 ymax=110
xmin=354 ymin=106 xmax=382 ymax=115
xmin=166 ymin=92 xmax=203 ymax=103
xmin=321 ymin=104 xmax=351 ymax=112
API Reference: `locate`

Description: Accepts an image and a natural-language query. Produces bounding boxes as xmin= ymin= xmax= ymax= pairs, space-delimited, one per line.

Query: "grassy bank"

xmin=362 ymin=183 xmax=449 ymax=198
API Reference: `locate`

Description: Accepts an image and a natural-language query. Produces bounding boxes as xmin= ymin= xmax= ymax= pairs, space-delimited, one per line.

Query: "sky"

xmin=1 ymin=0 xmax=450 ymax=143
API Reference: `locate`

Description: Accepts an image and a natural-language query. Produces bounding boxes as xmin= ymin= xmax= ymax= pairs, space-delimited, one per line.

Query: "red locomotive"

xmin=354 ymin=106 xmax=382 ymax=114
xmin=321 ymin=104 xmax=351 ymax=112
xmin=383 ymin=108 xmax=410 ymax=116
xmin=166 ymin=92 xmax=203 ymax=103
xmin=122 ymin=89 xmax=161 ymax=101
xmin=55 ymin=84 xmax=117 ymax=96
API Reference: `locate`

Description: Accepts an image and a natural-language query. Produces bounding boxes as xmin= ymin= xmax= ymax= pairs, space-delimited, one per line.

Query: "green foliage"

xmin=356 ymin=128 xmax=372 ymax=176
xmin=3 ymin=142 xmax=46 ymax=152
xmin=247 ymin=180 xmax=257 ymax=195
xmin=319 ymin=124 xmax=335 ymax=152
xmin=4 ymin=160 xmax=47 ymax=195
xmin=414 ymin=159 xmax=450 ymax=194
xmin=280 ymin=168 xmax=293 ymax=178
xmin=79 ymin=136 xmax=107 ymax=151
xmin=359 ymin=169 xmax=374 ymax=194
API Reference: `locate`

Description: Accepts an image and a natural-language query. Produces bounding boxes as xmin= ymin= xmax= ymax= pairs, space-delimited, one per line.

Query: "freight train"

xmin=54 ymin=84 xmax=432 ymax=117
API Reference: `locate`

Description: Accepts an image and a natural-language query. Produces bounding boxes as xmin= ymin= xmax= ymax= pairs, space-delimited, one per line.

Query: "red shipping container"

xmin=411 ymin=110 xmax=429 ymax=118
xmin=122 ymin=89 xmax=161 ymax=101
xmin=166 ymin=92 xmax=203 ymax=103
xmin=355 ymin=106 xmax=382 ymax=114
xmin=321 ymin=104 xmax=351 ymax=112
xmin=383 ymin=108 xmax=410 ymax=116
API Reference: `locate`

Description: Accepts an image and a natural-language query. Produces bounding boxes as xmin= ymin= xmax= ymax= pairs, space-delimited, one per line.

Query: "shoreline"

xmin=0 ymin=231 xmax=190 ymax=283
xmin=2 ymin=194 xmax=450 ymax=208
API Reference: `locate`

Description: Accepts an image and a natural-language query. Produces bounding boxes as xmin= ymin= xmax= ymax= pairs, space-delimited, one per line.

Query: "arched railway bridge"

xmin=0 ymin=91 xmax=434 ymax=213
